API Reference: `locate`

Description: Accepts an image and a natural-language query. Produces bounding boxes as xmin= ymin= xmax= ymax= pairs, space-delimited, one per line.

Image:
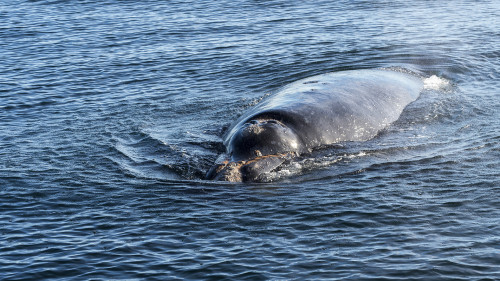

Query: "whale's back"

xmin=225 ymin=69 xmax=424 ymax=150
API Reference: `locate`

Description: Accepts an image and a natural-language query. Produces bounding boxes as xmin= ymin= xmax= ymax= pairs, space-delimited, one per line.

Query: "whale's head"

xmin=206 ymin=119 xmax=304 ymax=182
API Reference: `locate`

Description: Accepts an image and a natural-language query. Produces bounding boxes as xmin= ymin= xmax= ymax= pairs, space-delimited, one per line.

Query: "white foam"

xmin=423 ymin=75 xmax=451 ymax=91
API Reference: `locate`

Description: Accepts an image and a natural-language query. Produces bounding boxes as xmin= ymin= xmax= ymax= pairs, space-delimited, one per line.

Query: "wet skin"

xmin=207 ymin=69 xmax=424 ymax=182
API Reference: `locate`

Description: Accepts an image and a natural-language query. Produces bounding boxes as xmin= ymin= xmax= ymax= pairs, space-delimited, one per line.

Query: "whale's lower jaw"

xmin=205 ymin=152 xmax=294 ymax=182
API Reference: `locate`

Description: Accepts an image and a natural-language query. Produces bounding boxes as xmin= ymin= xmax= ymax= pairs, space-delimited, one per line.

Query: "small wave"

xmin=257 ymin=146 xmax=372 ymax=182
xmin=110 ymin=127 xmax=220 ymax=181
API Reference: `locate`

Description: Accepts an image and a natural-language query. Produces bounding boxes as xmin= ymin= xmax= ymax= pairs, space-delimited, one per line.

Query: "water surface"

xmin=1 ymin=0 xmax=499 ymax=280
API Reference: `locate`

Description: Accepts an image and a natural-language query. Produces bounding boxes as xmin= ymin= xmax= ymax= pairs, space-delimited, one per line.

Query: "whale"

xmin=206 ymin=69 xmax=424 ymax=182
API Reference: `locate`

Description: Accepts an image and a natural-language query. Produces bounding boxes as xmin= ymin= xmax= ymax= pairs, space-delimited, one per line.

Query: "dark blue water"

xmin=1 ymin=0 xmax=499 ymax=280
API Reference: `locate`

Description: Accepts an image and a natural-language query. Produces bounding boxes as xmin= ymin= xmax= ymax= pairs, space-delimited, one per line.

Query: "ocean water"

xmin=1 ymin=0 xmax=499 ymax=280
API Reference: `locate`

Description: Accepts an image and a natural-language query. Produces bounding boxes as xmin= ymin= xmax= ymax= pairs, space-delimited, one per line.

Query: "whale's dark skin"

xmin=206 ymin=69 xmax=424 ymax=182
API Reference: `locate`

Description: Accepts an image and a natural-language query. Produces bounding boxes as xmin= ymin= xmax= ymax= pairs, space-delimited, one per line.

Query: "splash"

xmin=423 ymin=75 xmax=451 ymax=91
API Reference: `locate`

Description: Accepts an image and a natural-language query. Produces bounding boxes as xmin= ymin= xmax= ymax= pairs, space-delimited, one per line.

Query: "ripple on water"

xmin=1 ymin=0 xmax=500 ymax=280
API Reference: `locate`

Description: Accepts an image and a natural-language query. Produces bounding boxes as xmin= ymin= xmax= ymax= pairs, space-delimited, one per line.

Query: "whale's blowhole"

xmin=229 ymin=119 xmax=303 ymax=161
